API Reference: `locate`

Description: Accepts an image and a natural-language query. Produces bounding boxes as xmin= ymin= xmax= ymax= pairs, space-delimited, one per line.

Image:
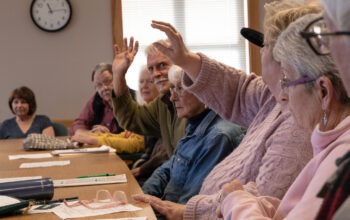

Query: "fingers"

xmin=152 ymin=42 xmax=171 ymax=57
xmin=128 ymin=37 xmax=134 ymax=53
xmin=123 ymin=37 xmax=128 ymax=51
xmin=114 ymin=44 xmax=120 ymax=54
xmin=132 ymin=194 xmax=151 ymax=203
xmin=151 ymin=21 xmax=179 ymax=42
xmin=152 ymin=20 xmax=177 ymax=33
xmin=216 ymin=204 xmax=223 ymax=218
xmin=230 ymin=179 xmax=244 ymax=191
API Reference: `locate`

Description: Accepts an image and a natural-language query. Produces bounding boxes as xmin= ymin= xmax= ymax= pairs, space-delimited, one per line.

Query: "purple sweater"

xmin=182 ymin=54 xmax=313 ymax=220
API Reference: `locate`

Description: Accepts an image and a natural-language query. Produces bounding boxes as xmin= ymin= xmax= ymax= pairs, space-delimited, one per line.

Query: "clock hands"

xmin=51 ymin=8 xmax=67 ymax=13
xmin=46 ymin=3 xmax=53 ymax=14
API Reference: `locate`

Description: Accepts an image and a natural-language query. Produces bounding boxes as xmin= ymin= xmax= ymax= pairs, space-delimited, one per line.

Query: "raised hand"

xmin=112 ymin=37 xmax=139 ymax=77
xmin=151 ymin=21 xmax=201 ymax=80
xmin=133 ymin=194 xmax=185 ymax=220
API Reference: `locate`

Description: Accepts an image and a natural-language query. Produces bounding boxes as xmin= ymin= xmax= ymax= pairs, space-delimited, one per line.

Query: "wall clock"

xmin=30 ymin=0 xmax=72 ymax=32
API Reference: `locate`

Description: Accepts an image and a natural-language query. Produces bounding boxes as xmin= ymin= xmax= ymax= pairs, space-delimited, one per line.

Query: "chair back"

xmin=52 ymin=122 xmax=68 ymax=136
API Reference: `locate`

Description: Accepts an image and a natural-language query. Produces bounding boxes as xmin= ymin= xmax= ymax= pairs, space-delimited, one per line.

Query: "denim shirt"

xmin=142 ymin=110 xmax=245 ymax=204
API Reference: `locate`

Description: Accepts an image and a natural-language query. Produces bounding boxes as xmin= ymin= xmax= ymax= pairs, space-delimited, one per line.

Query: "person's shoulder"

xmin=1 ymin=117 xmax=16 ymax=126
xmin=35 ymin=115 xmax=52 ymax=122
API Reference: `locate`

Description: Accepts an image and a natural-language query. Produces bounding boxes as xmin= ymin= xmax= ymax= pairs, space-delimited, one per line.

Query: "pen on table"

xmin=35 ymin=196 xmax=78 ymax=205
xmin=76 ymin=173 xmax=115 ymax=178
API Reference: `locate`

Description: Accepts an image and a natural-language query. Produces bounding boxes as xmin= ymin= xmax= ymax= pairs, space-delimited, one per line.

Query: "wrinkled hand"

xmin=150 ymin=21 xmax=190 ymax=67
xmin=112 ymin=37 xmax=139 ymax=77
xmin=216 ymin=180 xmax=244 ymax=218
xmin=71 ymin=132 xmax=90 ymax=144
xmin=131 ymin=167 xmax=141 ymax=177
xmin=91 ymin=125 xmax=110 ymax=133
xmin=133 ymin=194 xmax=185 ymax=220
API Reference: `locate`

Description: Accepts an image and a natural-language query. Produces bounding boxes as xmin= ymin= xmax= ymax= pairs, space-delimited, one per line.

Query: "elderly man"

xmin=69 ymin=63 xmax=134 ymax=136
xmin=112 ymin=38 xmax=187 ymax=157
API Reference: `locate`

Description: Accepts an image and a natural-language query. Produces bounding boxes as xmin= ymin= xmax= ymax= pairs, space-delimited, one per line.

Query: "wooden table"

xmin=0 ymin=138 xmax=156 ymax=219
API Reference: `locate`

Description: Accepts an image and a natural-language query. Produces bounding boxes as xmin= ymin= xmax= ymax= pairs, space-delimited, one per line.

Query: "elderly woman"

xmin=141 ymin=65 xmax=244 ymax=206
xmin=0 ymin=86 xmax=54 ymax=139
xmin=301 ymin=1 xmax=350 ymax=218
xmin=134 ymin=2 xmax=319 ymax=219
xmin=218 ymin=13 xmax=350 ymax=220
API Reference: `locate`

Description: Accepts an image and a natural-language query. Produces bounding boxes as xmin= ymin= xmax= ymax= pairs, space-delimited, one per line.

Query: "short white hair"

xmin=322 ymin=0 xmax=350 ymax=31
xmin=168 ymin=65 xmax=184 ymax=85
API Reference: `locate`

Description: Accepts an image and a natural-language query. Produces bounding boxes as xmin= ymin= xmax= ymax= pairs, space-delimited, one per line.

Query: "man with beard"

xmin=112 ymin=38 xmax=187 ymax=157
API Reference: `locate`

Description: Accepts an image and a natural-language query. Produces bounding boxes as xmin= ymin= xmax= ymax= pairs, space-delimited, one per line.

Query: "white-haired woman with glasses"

xmin=140 ymin=65 xmax=245 ymax=208
xmin=218 ymin=13 xmax=350 ymax=220
xmin=300 ymin=1 xmax=350 ymax=219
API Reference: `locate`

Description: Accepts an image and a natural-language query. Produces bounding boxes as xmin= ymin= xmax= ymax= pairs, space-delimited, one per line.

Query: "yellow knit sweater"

xmin=92 ymin=131 xmax=145 ymax=153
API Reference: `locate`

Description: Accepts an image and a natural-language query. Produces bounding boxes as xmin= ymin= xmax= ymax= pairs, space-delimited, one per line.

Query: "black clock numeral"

xmin=50 ymin=24 xmax=54 ymax=28
xmin=44 ymin=21 xmax=47 ymax=25
xmin=35 ymin=10 xmax=39 ymax=14
xmin=37 ymin=3 xmax=43 ymax=8
xmin=38 ymin=17 xmax=41 ymax=21
xmin=62 ymin=16 xmax=65 ymax=20
xmin=57 ymin=21 xmax=61 ymax=26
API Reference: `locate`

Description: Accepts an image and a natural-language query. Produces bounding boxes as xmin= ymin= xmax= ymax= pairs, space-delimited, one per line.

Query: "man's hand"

xmin=216 ymin=179 xmax=244 ymax=218
xmin=133 ymin=194 xmax=185 ymax=220
xmin=71 ymin=132 xmax=98 ymax=145
xmin=91 ymin=125 xmax=110 ymax=133
xmin=131 ymin=167 xmax=141 ymax=177
xmin=112 ymin=37 xmax=139 ymax=96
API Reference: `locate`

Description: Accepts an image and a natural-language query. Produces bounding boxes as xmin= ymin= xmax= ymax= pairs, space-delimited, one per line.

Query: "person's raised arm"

xmin=112 ymin=37 xmax=139 ymax=96
xmin=150 ymin=21 xmax=201 ymax=81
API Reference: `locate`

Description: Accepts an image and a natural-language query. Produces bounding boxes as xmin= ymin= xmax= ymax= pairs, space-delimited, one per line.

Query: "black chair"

xmin=52 ymin=123 xmax=68 ymax=136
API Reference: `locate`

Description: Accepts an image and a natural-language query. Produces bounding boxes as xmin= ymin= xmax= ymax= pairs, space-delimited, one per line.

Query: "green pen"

xmin=76 ymin=173 xmax=115 ymax=178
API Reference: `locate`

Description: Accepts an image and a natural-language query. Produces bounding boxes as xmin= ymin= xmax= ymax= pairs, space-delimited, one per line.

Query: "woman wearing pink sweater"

xmin=219 ymin=13 xmax=350 ymax=220
xmin=133 ymin=2 xmax=321 ymax=219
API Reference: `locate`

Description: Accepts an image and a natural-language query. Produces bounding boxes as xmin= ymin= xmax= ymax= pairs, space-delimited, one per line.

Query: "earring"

xmin=323 ymin=111 xmax=328 ymax=126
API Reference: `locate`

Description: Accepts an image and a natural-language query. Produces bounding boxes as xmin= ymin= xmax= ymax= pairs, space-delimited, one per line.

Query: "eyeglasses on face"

xmin=300 ymin=17 xmax=350 ymax=55
xmin=169 ymin=85 xmax=185 ymax=97
xmin=280 ymin=76 xmax=316 ymax=90
xmin=95 ymin=80 xmax=113 ymax=90
xmin=64 ymin=190 xmax=128 ymax=210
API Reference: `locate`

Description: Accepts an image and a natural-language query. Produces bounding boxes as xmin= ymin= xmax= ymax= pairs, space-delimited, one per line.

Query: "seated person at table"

xmin=141 ymin=65 xmax=245 ymax=204
xmin=131 ymin=66 xmax=168 ymax=183
xmin=218 ymin=13 xmax=350 ymax=220
xmin=0 ymin=86 xmax=54 ymax=139
xmin=69 ymin=62 xmax=134 ymax=136
xmin=112 ymin=39 xmax=187 ymax=158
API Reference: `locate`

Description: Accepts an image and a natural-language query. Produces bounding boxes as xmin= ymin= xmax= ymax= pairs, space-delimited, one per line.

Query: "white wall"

xmin=0 ymin=0 xmax=114 ymax=121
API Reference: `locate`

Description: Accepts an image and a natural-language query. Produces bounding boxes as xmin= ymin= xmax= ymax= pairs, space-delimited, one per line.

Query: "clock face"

xmin=30 ymin=0 xmax=72 ymax=32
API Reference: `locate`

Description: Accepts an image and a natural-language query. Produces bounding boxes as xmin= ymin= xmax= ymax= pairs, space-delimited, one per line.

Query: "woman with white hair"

xmin=141 ymin=65 xmax=244 ymax=207
xmin=219 ymin=13 xmax=350 ymax=220
xmin=299 ymin=1 xmax=350 ymax=218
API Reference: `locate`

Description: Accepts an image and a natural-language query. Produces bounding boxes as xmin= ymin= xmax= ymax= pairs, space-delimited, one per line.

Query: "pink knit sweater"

xmin=182 ymin=54 xmax=313 ymax=220
xmin=220 ymin=116 xmax=350 ymax=220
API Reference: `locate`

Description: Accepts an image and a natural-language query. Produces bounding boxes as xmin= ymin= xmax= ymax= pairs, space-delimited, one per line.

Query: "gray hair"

xmin=145 ymin=39 xmax=170 ymax=57
xmin=168 ymin=65 xmax=184 ymax=85
xmin=91 ymin=62 xmax=112 ymax=82
xmin=273 ymin=13 xmax=350 ymax=104
xmin=322 ymin=0 xmax=350 ymax=31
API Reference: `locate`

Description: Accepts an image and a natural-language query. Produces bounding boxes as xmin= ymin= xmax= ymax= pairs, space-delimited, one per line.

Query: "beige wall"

xmin=0 ymin=0 xmax=113 ymax=121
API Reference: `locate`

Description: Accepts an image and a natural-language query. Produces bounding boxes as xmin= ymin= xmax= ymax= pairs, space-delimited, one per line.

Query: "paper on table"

xmin=0 ymin=176 xmax=42 ymax=183
xmin=19 ymin=160 xmax=70 ymax=168
xmin=94 ymin=217 xmax=147 ymax=220
xmin=53 ymin=174 xmax=127 ymax=187
xmin=52 ymin=145 xmax=116 ymax=156
xmin=9 ymin=153 xmax=52 ymax=160
xmin=52 ymin=201 xmax=142 ymax=219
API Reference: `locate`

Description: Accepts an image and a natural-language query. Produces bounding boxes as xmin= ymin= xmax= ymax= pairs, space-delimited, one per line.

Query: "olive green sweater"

xmin=112 ymin=90 xmax=187 ymax=157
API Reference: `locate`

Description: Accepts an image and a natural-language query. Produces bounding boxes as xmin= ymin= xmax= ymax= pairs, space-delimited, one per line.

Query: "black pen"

xmin=35 ymin=196 xmax=78 ymax=205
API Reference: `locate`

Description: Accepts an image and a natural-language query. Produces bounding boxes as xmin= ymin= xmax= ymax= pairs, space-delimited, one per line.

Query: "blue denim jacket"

xmin=142 ymin=110 xmax=245 ymax=204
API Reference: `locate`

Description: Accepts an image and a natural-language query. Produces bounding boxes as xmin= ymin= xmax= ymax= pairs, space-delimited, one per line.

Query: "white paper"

xmin=94 ymin=217 xmax=147 ymax=220
xmin=0 ymin=195 xmax=21 ymax=206
xmin=9 ymin=153 xmax=52 ymax=160
xmin=20 ymin=160 xmax=70 ymax=168
xmin=0 ymin=176 xmax=42 ymax=183
xmin=53 ymin=174 xmax=127 ymax=187
xmin=52 ymin=201 xmax=142 ymax=219
xmin=52 ymin=145 xmax=116 ymax=156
